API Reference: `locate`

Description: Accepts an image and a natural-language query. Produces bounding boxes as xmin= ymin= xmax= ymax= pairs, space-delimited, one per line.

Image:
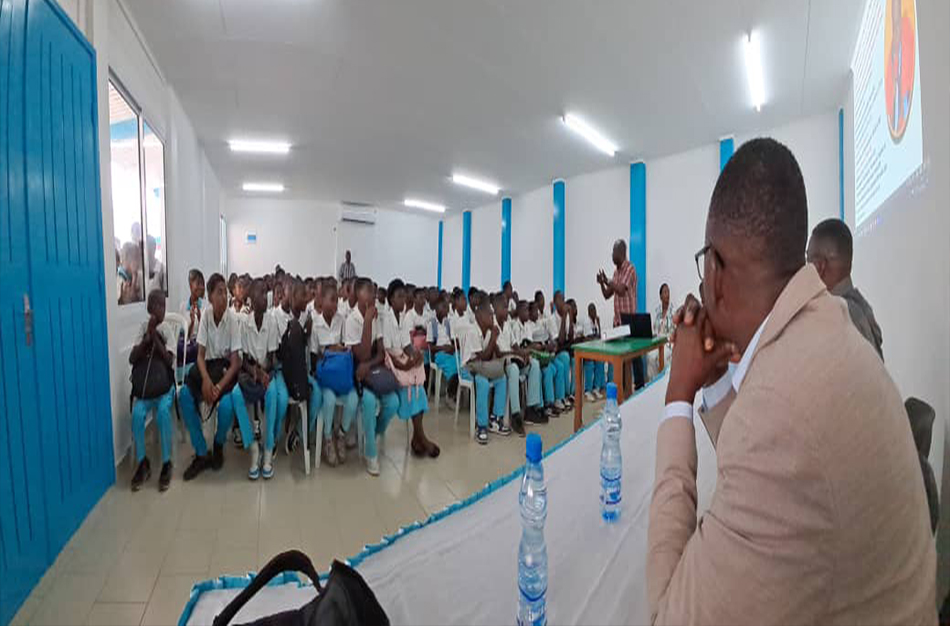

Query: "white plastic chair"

xmin=427 ymin=348 xmax=444 ymax=414
xmin=163 ymin=312 xmax=189 ymax=445
xmin=452 ymin=336 xmax=477 ymax=439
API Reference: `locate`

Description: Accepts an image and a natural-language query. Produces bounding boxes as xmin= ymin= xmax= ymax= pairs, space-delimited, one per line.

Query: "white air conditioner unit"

xmin=339 ymin=207 xmax=377 ymax=225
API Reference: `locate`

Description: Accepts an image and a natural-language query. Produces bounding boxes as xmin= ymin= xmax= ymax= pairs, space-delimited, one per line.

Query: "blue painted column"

xmin=629 ymin=163 xmax=646 ymax=313
xmin=501 ymin=198 xmax=512 ymax=287
xmin=552 ymin=180 xmax=565 ymax=295
xmin=462 ymin=211 xmax=472 ymax=294
xmin=719 ymin=137 xmax=735 ymax=172
xmin=838 ymin=108 xmax=845 ymax=222
xmin=437 ymin=220 xmax=444 ymax=289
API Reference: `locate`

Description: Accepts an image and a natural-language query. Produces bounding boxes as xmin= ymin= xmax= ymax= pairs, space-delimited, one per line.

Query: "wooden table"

xmin=572 ymin=336 xmax=667 ymax=431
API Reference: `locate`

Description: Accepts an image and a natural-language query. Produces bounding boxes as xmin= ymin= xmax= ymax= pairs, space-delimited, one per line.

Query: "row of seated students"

xmin=128 ymin=268 xmax=612 ymax=492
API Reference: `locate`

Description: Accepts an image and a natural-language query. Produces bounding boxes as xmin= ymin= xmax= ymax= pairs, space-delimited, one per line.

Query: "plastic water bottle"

xmin=600 ymin=383 xmax=622 ymax=521
xmin=518 ymin=433 xmax=548 ymax=626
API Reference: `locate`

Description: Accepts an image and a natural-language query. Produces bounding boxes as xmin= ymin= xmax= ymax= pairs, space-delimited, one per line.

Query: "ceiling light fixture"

xmin=243 ymin=182 xmax=285 ymax=193
xmin=404 ymin=198 xmax=446 ymax=213
xmin=561 ymin=112 xmax=617 ymax=157
xmin=451 ymin=173 xmax=500 ymax=195
xmin=229 ymin=139 xmax=291 ymax=154
xmin=744 ymin=31 xmax=765 ymax=111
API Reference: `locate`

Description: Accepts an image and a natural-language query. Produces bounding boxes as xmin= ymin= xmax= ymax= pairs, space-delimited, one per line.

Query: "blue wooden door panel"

xmin=24 ymin=0 xmax=113 ymax=556
xmin=0 ymin=1 xmax=49 ymax=623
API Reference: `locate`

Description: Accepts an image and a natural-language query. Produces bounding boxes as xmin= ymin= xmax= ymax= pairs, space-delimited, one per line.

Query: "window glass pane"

xmin=142 ymin=121 xmax=167 ymax=297
xmin=109 ymin=81 xmax=145 ymax=305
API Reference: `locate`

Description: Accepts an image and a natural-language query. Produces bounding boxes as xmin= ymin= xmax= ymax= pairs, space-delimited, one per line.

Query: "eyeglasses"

xmin=694 ymin=244 xmax=723 ymax=282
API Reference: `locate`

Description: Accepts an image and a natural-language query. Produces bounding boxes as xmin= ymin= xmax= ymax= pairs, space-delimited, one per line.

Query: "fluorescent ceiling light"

xmin=744 ymin=32 xmax=765 ymax=111
xmin=451 ymin=173 xmax=500 ymax=195
xmin=229 ymin=139 xmax=291 ymax=154
xmin=404 ymin=198 xmax=446 ymax=213
xmin=243 ymin=182 xmax=284 ymax=193
xmin=562 ymin=113 xmax=617 ymax=156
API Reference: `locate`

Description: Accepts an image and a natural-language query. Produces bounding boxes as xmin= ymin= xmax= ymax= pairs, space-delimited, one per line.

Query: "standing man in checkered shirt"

xmin=596 ymin=239 xmax=645 ymax=391
xmin=338 ymin=250 xmax=357 ymax=283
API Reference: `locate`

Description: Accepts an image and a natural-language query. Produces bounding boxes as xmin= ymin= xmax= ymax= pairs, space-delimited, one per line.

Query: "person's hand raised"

xmin=667 ymin=305 xmax=739 ymax=405
xmin=365 ymin=302 xmax=377 ymax=323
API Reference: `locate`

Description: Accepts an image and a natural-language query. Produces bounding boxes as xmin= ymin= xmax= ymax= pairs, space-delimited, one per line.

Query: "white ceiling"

xmin=124 ymin=0 xmax=864 ymax=214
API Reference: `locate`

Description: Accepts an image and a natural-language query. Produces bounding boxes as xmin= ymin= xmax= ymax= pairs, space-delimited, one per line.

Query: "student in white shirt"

xmin=129 ymin=289 xmax=177 ymax=492
xmin=281 ymin=280 xmax=324 ymax=455
xmin=180 ymin=269 xmax=205 ymax=365
xmin=311 ymin=283 xmax=359 ymax=468
xmin=582 ymin=302 xmax=607 ymax=401
xmin=526 ymin=301 xmax=560 ymax=417
xmin=460 ymin=302 xmax=509 ymax=444
xmin=375 ymin=285 xmax=390 ymax=317
xmin=492 ymin=294 xmax=545 ymax=433
xmin=180 ymin=273 xmax=244 ymax=481
xmin=344 ymin=278 xmax=399 ymax=476
xmin=383 ymin=280 xmax=439 ymax=458
xmin=428 ymin=297 xmax=458 ymax=406
xmin=228 ymin=280 xmax=280 ymax=480
xmin=230 ymin=275 xmax=252 ymax=320
xmin=548 ymin=291 xmax=575 ymax=410
xmin=448 ymin=291 xmax=471 ymax=339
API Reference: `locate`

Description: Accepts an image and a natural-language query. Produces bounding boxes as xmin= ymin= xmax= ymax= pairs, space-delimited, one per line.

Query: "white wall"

xmin=226 ymin=198 xmax=338 ymax=278
xmin=449 ymin=111 xmax=839 ymax=322
xmin=470 ymin=201 xmax=501 ymax=290
xmin=225 ymin=200 xmax=440 ymax=286
xmin=84 ymin=0 xmax=223 ymax=465
xmin=848 ymin=0 xmax=950 ymax=600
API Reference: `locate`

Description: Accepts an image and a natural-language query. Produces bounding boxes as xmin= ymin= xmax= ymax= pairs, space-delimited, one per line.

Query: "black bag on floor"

xmin=213 ymin=550 xmax=389 ymax=626
xmin=279 ymin=319 xmax=310 ymax=402
xmin=185 ymin=358 xmax=234 ymax=418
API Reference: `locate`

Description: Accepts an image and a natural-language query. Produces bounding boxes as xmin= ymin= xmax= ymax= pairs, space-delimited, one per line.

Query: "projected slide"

xmin=851 ymin=0 xmax=923 ymax=228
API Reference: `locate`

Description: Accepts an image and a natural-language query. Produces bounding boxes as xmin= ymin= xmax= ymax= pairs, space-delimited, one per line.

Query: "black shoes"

xmin=525 ymin=407 xmax=549 ymax=425
xmin=183 ymin=454 xmax=210 ymax=481
xmin=131 ymin=458 xmax=151 ymax=491
xmin=510 ymin=412 xmax=525 ymax=436
xmin=211 ymin=442 xmax=224 ymax=471
xmin=159 ymin=462 xmax=172 ymax=492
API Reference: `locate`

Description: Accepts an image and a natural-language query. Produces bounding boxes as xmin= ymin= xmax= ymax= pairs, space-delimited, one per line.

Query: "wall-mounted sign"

xmin=246 ymin=232 xmax=257 ymax=244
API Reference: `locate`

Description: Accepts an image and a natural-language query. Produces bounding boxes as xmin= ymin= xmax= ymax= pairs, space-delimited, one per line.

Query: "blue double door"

xmin=0 ymin=0 xmax=113 ymax=623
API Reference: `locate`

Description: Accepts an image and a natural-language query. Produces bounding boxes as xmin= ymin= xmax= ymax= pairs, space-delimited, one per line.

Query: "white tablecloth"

xmin=183 ymin=376 xmax=718 ymax=626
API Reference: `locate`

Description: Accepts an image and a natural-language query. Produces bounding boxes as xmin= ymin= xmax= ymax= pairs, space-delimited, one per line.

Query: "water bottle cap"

xmin=525 ymin=433 xmax=542 ymax=463
xmin=606 ymin=383 xmax=618 ymax=401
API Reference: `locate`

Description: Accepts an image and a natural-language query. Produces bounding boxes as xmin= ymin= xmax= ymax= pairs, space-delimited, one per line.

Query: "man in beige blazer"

xmin=647 ymin=138 xmax=936 ymax=625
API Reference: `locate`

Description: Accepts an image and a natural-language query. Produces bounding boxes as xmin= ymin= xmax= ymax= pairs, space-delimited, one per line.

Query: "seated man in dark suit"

xmin=806 ymin=218 xmax=883 ymax=359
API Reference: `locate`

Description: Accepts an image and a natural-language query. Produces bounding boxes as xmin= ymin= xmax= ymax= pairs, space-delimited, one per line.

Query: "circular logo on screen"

xmin=883 ymin=0 xmax=916 ymax=143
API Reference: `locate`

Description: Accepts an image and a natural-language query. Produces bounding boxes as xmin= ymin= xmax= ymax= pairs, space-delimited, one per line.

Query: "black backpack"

xmin=213 ymin=550 xmax=389 ymax=626
xmin=279 ymin=318 xmax=310 ymax=402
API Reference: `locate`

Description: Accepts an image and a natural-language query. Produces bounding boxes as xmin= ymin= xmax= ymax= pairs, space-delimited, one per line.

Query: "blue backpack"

xmin=316 ymin=350 xmax=355 ymax=395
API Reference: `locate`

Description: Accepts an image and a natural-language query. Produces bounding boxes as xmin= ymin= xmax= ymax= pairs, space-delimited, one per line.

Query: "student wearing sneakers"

xmin=492 ymin=294 xmax=546 ymax=434
xmin=428 ymin=298 xmax=459 ymax=410
xmin=179 ymin=268 xmax=205 ymax=366
xmin=448 ymin=290 xmax=471 ymax=339
xmin=227 ymin=279 xmax=280 ymax=480
xmin=526 ymin=301 xmax=560 ymax=418
xmin=548 ymin=291 xmax=575 ymax=409
xmin=461 ymin=302 xmax=510 ymax=444
xmin=180 ymin=273 xmax=244 ymax=481
xmin=129 ymin=289 xmax=177 ymax=492
xmin=583 ymin=303 xmax=607 ymax=401
xmin=312 ymin=282 xmax=359 ymax=468
xmin=345 ymin=278 xmax=399 ymax=476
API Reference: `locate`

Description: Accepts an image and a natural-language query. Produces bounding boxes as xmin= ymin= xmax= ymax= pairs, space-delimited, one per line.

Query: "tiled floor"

xmin=12 ymin=398 xmax=606 ymax=626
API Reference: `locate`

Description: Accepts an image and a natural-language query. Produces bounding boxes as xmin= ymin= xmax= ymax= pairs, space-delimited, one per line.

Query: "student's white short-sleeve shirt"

xmin=427 ymin=315 xmax=451 ymax=347
xmin=344 ymin=307 xmax=382 ymax=347
xmin=527 ymin=319 xmax=549 ymax=343
xmin=272 ymin=306 xmax=308 ymax=339
xmin=197 ymin=308 xmax=242 ymax=360
xmin=496 ymin=319 xmax=519 ymax=353
xmin=381 ymin=309 xmax=410 ymax=352
xmin=448 ymin=310 xmax=470 ymax=339
xmin=338 ymin=299 xmax=351 ymax=320
xmin=508 ymin=299 xmax=516 ymax=313
xmin=312 ymin=312 xmax=345 ymax=353
xmin=461 ymin=324 xmax=489 ymax=366
xmin=134 ymin=320 xmax=177 ymax=357
xmin=242 ymin=311 xmax=279 ymax=365
xmin=402 ymin=308 xmax=427 ymax=333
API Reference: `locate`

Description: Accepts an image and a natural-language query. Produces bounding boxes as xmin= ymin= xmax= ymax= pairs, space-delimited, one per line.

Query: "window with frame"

xmin=108 ymin=76 xmax=168 ymax=305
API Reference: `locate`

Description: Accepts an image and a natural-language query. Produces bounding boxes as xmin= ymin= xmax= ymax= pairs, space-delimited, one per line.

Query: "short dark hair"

xmin=146 ymin=288 xmax=164 ymax=313
xmin=811 ymin=218 xmax=853 ymax=263
xmin=188 ymin=268 xmax=204 ymax=284
xmin=659 ymin=282 xmax=669 ymax=296
xmin=355 ymin=277 xmax=373 ymax=294
xmin=709 ymin=137 xmax=807 ymax=277
xmin=207 ymin=273 xmax=226 ymax=296
xmin=387 ymin=279 xmax=405 ymax=304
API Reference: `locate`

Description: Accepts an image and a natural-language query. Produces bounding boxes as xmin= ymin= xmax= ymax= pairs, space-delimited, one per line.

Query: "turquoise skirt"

xmin=397 ymin=385 xmax=429 ymax=419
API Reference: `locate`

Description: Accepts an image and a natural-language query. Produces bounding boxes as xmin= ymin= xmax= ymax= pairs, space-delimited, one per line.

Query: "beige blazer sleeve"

xmin=647 ymin=388 xmax=833 ymax=625
xmin=697 ymin=388 xmax=735 ymax=449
